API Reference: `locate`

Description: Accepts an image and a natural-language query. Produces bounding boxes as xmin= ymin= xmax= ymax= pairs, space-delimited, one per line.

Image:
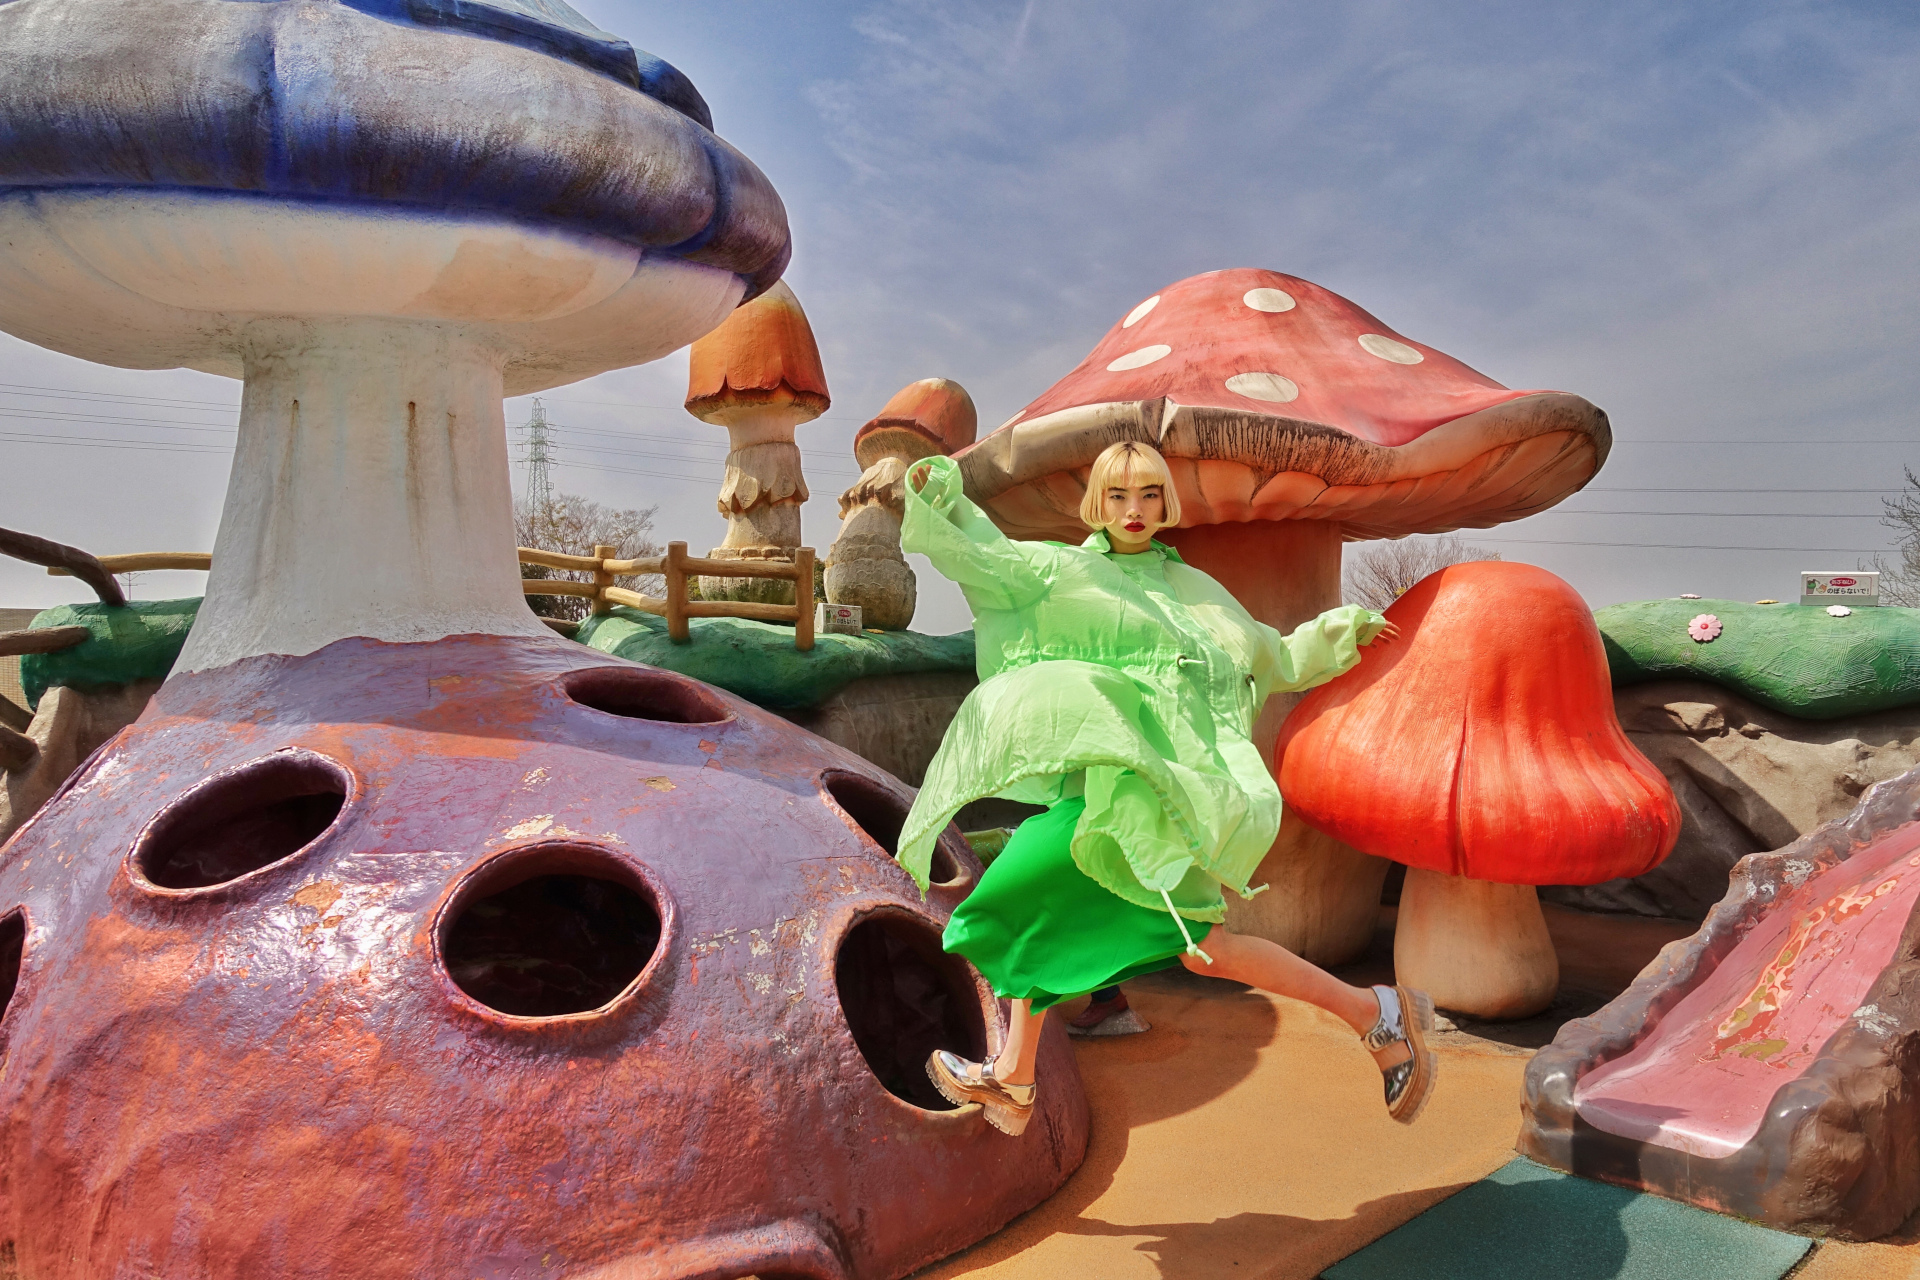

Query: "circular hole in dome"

xmin=440 ymin=846 xmax=662 ymax=1018
xmin=133 ymin=752 xmax=348 ymax=891
xmin=835 ymin=912 xmax=988 ymax=1110
xmin=563 ymin=667 xmax=732 ymax=725
xmin=0 ymin=910 xmax=23 ymax=1029
xmin=822 ymin=771 xmax=961 ymax=885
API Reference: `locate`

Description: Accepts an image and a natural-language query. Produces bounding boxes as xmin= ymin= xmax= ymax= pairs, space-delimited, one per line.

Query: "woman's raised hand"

xmin=1367 ymin=621 xmax=1402 ymax=646
xmin=909 ymin=462 xmax=934 ymax=493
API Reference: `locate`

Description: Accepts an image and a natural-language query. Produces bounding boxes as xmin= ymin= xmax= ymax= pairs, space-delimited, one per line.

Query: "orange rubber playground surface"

xmin=911 ymin=926 xmax=1920 ymax=1280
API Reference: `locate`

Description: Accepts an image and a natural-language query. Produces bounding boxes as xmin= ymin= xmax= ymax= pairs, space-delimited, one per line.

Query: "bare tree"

xmin=515 ymin=491 xmax=662 ymax=621
xmin=1870 ymin=465 xmax=1920 ymax=608
xmin=1342 ymin=533 xmax=1504 ymax=612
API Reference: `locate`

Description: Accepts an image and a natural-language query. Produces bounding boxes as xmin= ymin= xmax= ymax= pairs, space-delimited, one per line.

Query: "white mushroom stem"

xmin=1162 ymin=519 xmax=1390 ymax=964
xmin=177 ymin=318 xmax=549 ymax=674
xmin=1394 ymin=866 xmax=1560 ymax=1020
xmin=825 ymin=455 xmax=918 ymax=630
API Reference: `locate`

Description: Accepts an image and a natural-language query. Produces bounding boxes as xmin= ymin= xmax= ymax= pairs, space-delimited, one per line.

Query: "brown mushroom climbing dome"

xmin=953 ymin=268 xmax=1611 ymax=542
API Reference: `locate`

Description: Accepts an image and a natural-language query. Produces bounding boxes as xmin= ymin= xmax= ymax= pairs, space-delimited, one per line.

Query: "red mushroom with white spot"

xmin=953 ymin=268 xmax=1611 ymax=962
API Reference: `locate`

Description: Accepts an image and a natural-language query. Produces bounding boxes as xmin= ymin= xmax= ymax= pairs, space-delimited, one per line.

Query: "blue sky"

xmin=4 ymin=1 xmax=1917 ymax=632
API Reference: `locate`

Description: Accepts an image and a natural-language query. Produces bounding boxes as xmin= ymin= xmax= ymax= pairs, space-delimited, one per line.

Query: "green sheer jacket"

xmin=897 ymin=456 xmax=1386 ymax=924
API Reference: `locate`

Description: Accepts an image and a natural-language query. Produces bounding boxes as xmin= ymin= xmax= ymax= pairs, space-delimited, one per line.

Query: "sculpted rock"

xmin=1521 ymin=762 xmax=1920 ymax=1241
xmin=0 ymin=681 xmax=159 ymax=844
xmin=1545 ymin=681 xmax=1920 ymax=921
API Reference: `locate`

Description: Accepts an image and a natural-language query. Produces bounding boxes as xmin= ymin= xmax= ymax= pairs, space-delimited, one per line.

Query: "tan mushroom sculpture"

xmin=826 ymin=378 xmax=978 ymax=630
xmin=684 ymin=280 xmax=829 ymax=604
xmin=952 ymin=267 xmax=1611 ymax=962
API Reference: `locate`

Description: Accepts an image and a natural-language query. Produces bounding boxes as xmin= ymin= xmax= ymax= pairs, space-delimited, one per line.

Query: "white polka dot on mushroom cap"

xmin=1224 ymin=372 xmax=1299 ymax=403
xmin=1106 ymin=345 xmax=1172 ymax=372
xmin=1123 ymin=296 xmax=1160 ymax=328
xmin=1243 ymin=288 xmax=1296 ymax=313
xmin=1358 ymin=334 xmax=1423 ymax=364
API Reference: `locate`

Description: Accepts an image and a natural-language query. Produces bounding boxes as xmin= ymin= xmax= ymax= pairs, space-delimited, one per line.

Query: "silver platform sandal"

xmin=926 ymin=1050 xmax=1036 ymax=1136
xmin=1364 ymin=984 xmax=1438 ymax=1125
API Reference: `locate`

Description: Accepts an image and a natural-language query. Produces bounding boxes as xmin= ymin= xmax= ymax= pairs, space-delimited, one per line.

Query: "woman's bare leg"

xmin=1181 ymin=926 xmax=1408 ymax=1068
xmin=997 ymin=998 xmax=1048 ymax=1086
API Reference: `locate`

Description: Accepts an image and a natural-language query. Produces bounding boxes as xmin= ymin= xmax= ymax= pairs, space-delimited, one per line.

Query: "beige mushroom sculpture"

xmin=684 ymin=280 xmax=829 ymax=604
xmin=826 ymin=378 xmax=978 ymax=630
xmin=951 ymin=267 xmax=1611 ymax=963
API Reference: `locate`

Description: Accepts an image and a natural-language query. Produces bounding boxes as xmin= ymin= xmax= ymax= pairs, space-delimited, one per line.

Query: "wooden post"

xmin=792 ymin=546 xmax=816 ymax=652
xmin=666 ymin=542 xmax=690 ymax=643
xmin=590 ymin=543 xmax=616 ymax=616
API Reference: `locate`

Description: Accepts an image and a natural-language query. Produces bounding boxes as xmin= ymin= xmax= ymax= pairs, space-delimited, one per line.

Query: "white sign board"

xmin=1800 ymin=571 xmax=1879 ymax=607
xmin=816 ymin=602 xmax=864 ymax=635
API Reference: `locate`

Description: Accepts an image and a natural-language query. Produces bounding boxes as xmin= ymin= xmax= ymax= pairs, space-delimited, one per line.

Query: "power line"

xmin=0 ymin=380 xmax=236 ymax=408
xmin=0 ymin=431 xmax=231 ymax=455
xmin=536 ymin=393 xmax=871 ymax=424
xmin=1584 ymin=486 xmax=1892 ymax=494
xmin=0 ymin=408 xmax=237 ymax=434
xmin=1546 ymin=509 xmax=1885 ymax=518
xmin=546 ymin=418 xmax=858 ymax=465
xmin=551 ymin=460 xmax=732 ymax=487
xmin=549 ymin=442 xmax=860 ymax=480
xmin=1477 ymin=536 xmax=1891 ymax=553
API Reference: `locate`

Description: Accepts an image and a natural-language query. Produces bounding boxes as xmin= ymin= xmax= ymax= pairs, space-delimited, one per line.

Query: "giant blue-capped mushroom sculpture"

xmin=0 ymin=0 xmax=791 ymax=662
xmin=0 ymin=4 xmax=1089 ymax=1277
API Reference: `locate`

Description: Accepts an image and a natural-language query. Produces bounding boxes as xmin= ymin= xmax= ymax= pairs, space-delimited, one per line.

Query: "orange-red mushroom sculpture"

xmin=953 ymin=268 xmax=1612 ymax=962
xmin=1277 ymin=561 xmax=1680 ymax=1018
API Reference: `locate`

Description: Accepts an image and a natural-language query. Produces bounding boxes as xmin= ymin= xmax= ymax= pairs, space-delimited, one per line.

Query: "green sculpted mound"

xmin=21 ymin=597 xmax=975 ymax=714
xmin=20 ymin=598 xmax=201 ymax=709
xmin=1596 ymin=598 xmax=1920 ymax=720
xmin=574 ymin=608 xmax=976 ymax=710
xmin=20 ymin=594 xmax=1917 ymax=723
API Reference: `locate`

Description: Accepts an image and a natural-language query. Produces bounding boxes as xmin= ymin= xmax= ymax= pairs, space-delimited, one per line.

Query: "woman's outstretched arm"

xmin=1252 ymin=604 xmax=1394 ymax=700
xmin=902 ymin=456 xmax=1049 ymax=613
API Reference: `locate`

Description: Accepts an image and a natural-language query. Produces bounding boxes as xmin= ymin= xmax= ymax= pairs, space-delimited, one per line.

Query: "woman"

xmin=893 ymin=441 xmax=1436 ymax=1136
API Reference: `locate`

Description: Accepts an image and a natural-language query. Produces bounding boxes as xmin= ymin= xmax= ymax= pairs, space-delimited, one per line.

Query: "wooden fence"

xmin=39 ymin=546 xmax=820 ymax=651
xmin=519 ymin=542 xmax=817 ymax=651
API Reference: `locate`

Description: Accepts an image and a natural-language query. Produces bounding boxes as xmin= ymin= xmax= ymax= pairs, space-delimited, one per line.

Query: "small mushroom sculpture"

xmin=0 ymin=1 xmax=1088 ymax=1274
xmin=952 ymin=268 xmax=1612 ymax=962
xmin=826 ymin=378 xmax=979 ymax=630
xmin=684 ymin=280 xmax=831 ymax=604
xmin=1276 ymin=561 xmax=1681 ymax=1018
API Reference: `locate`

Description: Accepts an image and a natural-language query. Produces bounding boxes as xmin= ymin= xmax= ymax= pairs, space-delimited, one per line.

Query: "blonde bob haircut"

xmin=1079 ymin=440 xmax=1183 ymax=529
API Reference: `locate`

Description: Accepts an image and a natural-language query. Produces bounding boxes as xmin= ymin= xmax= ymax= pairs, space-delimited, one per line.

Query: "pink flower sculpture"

xmin=1689 ymin=613 xmax=1723 ymax=643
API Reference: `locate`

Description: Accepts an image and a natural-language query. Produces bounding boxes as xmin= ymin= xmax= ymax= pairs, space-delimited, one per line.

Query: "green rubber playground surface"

xmin=1322 ymin=1158 xmax=1811 ymax=1280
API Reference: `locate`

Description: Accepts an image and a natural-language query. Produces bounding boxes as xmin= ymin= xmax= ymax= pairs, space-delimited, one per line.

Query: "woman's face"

xmin=1100 ymin=480 xmax=1168 ymax=553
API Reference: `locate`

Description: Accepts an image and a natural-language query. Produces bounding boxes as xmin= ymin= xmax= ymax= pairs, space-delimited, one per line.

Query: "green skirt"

xmin=944 ymin=797 xmax=1203 ymax=1011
